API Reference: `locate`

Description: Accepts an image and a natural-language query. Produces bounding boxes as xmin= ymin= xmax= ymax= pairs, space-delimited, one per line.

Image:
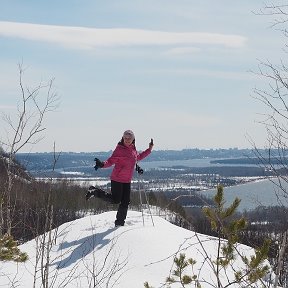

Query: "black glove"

xmin=149 ymin=138 xmax=154 ymax=150
xmin=136 ymin=164 xmax=144 ymax=175
xmin=94 ymin=158 xmax=104 ymax=170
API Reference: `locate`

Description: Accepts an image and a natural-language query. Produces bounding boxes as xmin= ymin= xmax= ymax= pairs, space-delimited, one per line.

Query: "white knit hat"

xmin=123 ymin=130 xmax=135 ymax=140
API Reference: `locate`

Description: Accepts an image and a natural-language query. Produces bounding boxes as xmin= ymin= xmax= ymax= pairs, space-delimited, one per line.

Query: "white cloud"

xmin=0 ymin=105 xmax=16 ymax=110
xmin=140 ymin=67 xmax=256 ymax=81
xmin=165 ymin=46 xmax=201 ymax=55
xmin=0 ymin=21 xmax=247 ymax=50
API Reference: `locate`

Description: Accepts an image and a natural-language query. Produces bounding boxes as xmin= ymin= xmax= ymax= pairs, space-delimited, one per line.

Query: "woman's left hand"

xmin=149 ymin=138 xmax=154 ymax=150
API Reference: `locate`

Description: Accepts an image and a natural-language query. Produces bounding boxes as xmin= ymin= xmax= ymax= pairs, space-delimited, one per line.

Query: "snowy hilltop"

xmin=1 ymin=210 xmax=275 ymax=288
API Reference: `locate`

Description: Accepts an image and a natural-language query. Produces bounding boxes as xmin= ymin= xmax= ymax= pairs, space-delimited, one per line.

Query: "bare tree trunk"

xmin=6 ymin=157 xmax=14 ymax=235
xmin=40 ymin=144 xmax=60 ymax=287
xmin=274 ymin=230 xmax=287 ymax=288
xmin=41 ymin=202 xmax=54 ymax=288
xmin=0 ymin=197 xmax=3 ymax=238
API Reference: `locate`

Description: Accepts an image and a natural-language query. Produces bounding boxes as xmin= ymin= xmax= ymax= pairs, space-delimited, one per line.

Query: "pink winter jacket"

xmin=103 ymin=143 xmax=151 ymax=183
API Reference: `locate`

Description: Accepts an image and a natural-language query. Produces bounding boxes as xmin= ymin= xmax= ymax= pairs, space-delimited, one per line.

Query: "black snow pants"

xmin=93 ymin=180 xmax=131 ymax=226
xmin=111 ymin=180 xmax=131 ymax=226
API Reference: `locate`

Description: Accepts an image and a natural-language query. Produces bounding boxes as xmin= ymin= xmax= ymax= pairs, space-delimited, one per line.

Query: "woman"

xmin=86 ymin=130 xmax=154 ymax=226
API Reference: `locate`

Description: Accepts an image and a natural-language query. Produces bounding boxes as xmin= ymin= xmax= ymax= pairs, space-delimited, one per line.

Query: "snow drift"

xmin=0 ymin=211 xmax=274 ymax=287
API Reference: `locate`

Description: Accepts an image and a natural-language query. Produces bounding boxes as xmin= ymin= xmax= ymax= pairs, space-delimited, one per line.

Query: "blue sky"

xmin=0 ymin=1 xmax=284 ymax=152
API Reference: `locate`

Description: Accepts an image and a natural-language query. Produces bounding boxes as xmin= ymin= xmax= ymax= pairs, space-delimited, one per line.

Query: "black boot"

xmin=86 ymin=186 xmax=112 ymax=201
xmin=115 ymin=205 xmax=128 ymax=226
xmin=86 ymin=186 xmax=97 ymax=200
xmin=86 ymin=190 xmax=94 ymax=201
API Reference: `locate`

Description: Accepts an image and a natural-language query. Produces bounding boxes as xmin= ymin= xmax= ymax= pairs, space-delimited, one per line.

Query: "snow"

xmin=0 ymin=211 xmax=276 ymax=288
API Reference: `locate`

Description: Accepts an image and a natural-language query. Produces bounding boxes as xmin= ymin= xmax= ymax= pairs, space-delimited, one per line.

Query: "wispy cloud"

xmin=0 ymin=21 xmax=247 ymax=50
xmin=0 ymin=105 xmax=16 ymax=110
xmin=165 ymin=47 xmax=202 ymax=55
xmin=140 ymin=67 xmax=256 ymax=81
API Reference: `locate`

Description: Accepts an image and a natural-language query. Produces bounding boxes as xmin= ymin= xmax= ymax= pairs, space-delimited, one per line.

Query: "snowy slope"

xmin=0 ymin=211 xmax=275 ymax=288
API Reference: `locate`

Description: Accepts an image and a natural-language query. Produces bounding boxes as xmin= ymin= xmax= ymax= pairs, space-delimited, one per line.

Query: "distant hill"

xmin=16 ymin=148 xmax=257 ymax=165
xmin=15 ymin=148 xmax=257 ymax=171
xmin=0 ymin=153 xmax=32 ymax=181
xmin=15 ymin=148 xmax=273 ymax=178
xmin=211 ymin=157 xmax=288 ymax=165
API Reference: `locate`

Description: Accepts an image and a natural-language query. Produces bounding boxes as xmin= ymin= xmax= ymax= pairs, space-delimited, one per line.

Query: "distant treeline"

xmin=16 ymin=148 xmax=275 ymax=174
xmin=211 ymin=157 xmax=288 ymax=165
xmin=17 ymin=151 xmax=273 ymax=180
xmin=17 ymin=148 xmax=257 ymax=164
